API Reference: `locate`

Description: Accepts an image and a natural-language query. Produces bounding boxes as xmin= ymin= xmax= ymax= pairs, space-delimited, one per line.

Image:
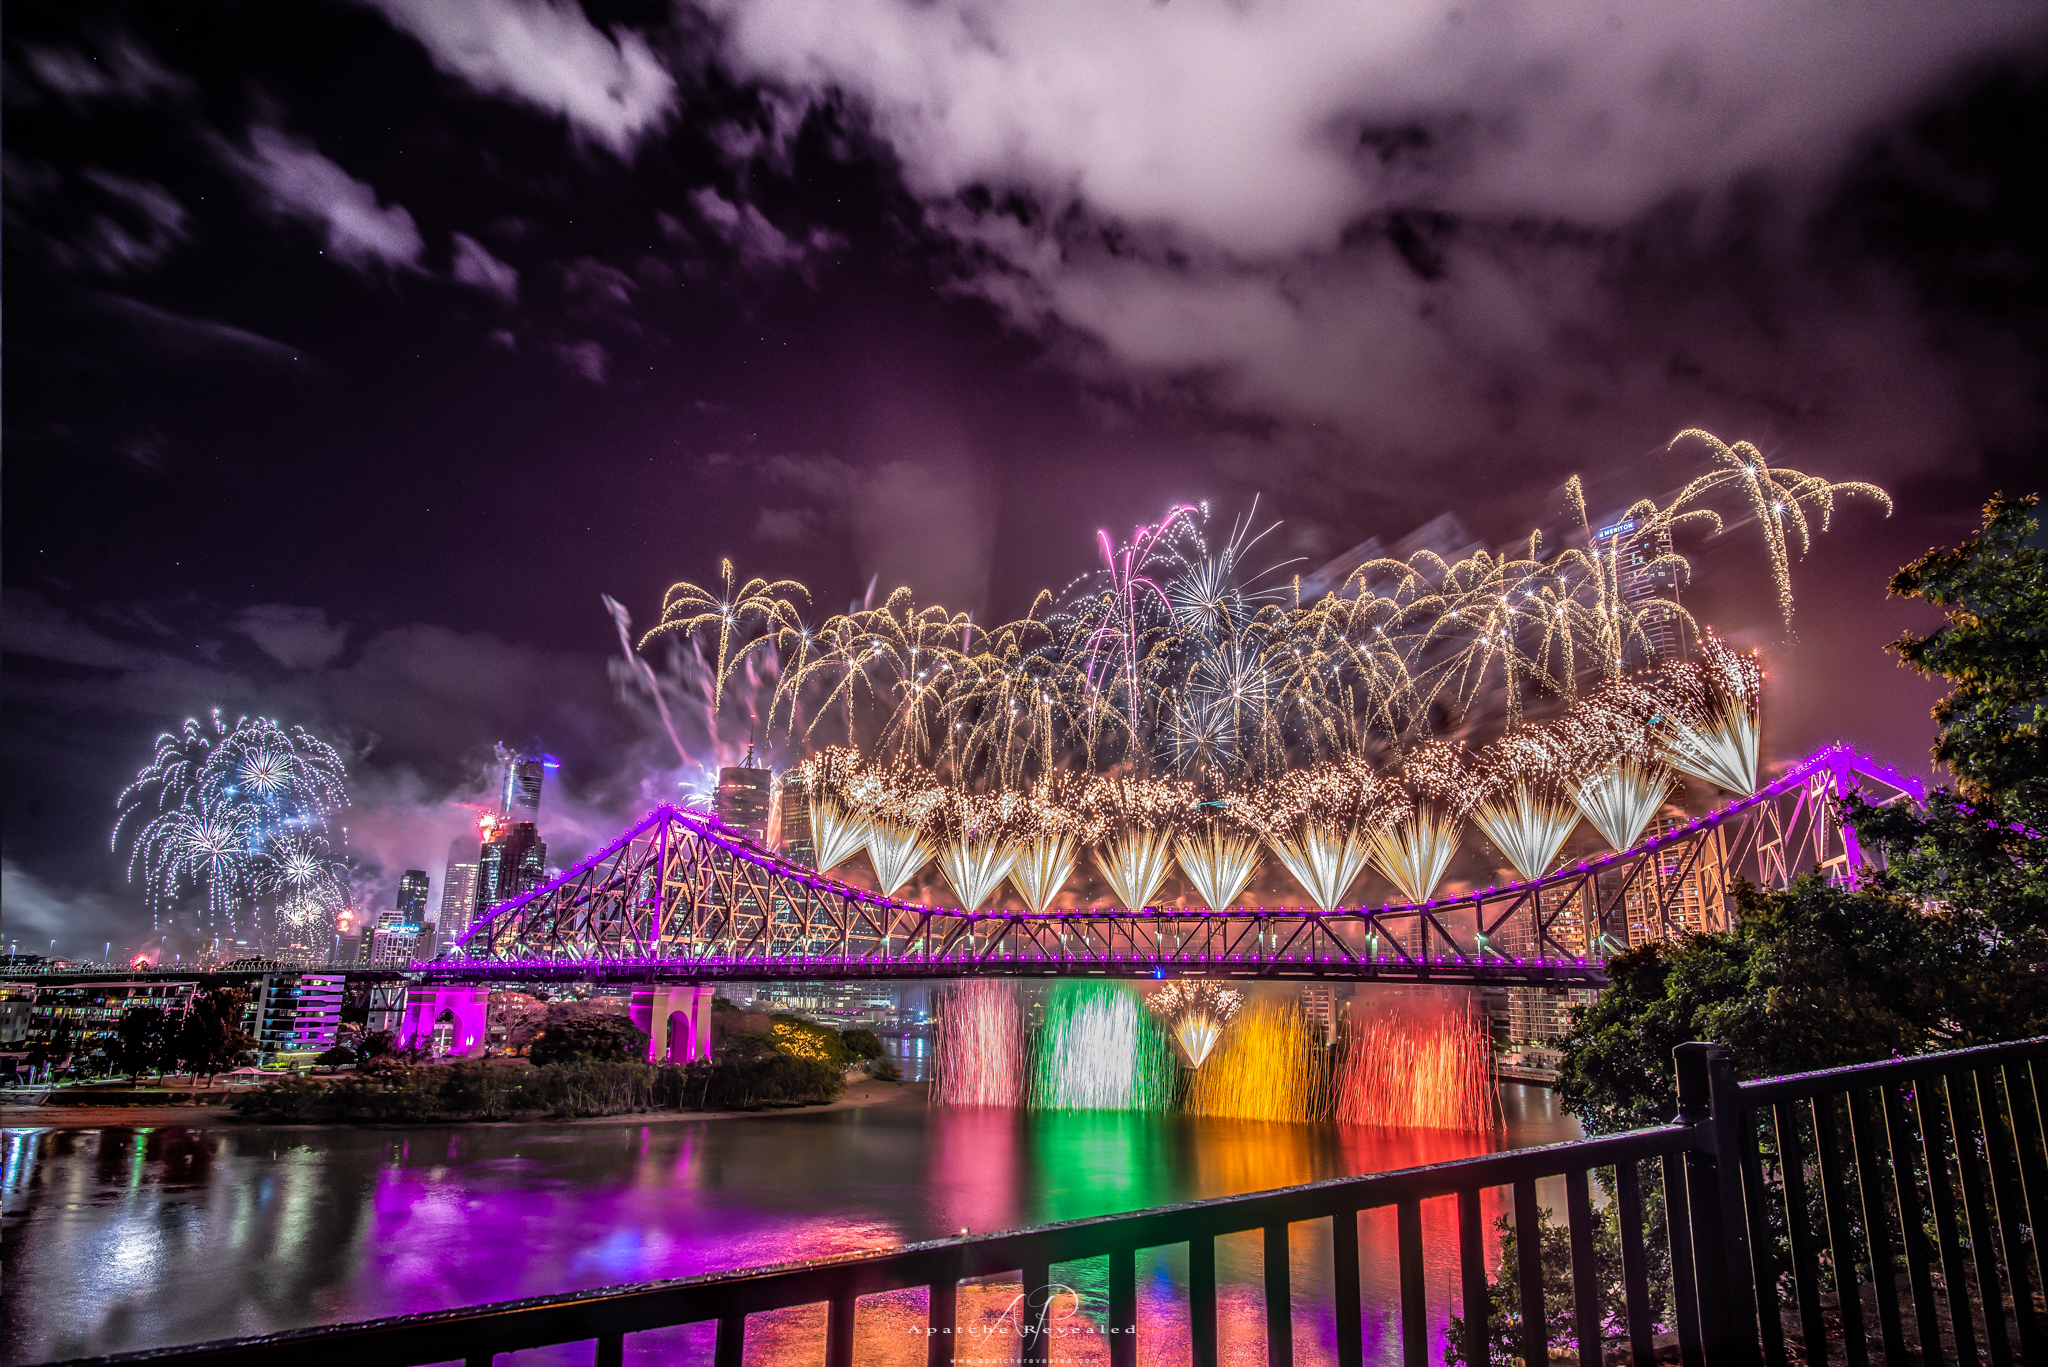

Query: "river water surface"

xmin=2 ymin=1082 xmax=1577 ymax=1366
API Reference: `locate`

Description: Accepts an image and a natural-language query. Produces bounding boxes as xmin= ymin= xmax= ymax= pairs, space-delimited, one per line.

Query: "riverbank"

xmin=3 ymin=1078 xmax=928 ymax=1130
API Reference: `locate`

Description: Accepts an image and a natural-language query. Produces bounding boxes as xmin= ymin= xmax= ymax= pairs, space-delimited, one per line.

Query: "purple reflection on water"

xmin=3 ymin=1087 xmax=1576 ymax=1365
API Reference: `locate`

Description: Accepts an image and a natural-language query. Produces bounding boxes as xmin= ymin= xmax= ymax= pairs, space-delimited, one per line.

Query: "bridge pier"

xmin=629 ymin=984 xmax=715 ymax=1064
xmin=400 ymin=983 xmax=490 ymax=1058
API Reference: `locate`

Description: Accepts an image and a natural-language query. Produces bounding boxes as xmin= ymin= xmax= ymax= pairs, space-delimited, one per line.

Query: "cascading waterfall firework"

xmin=1365 ymin=810 xmax=1463 ymax=905
xmin=1252 ymin=759 xmax=1389 ymax=910
xmin=1185 ymin=998 xmax=1328 ymax=1122
xmin=808 ymin=795 xmax=871 ymax=874
xmin=1573 ymin=761 xmax=1673 ymax=852
xmin=1095 ymin=829 xmax=1175 ymax=911
xmin=1473 ymin=784 xmax=1579 ymax=883
xmin=1657 ymin=637 xmax=1764 ymax=795
xmin=935 ymin=980 xmax=1024 ymax=1107
xmin=1029 ymin=982 xmax=1175 ymax=1112
xmin=1145 ymin=980 xmax=1244 ymax=1068
xmin=1010 ymin=834 xmax=1077 ymax=913
xmin=1336 ymin=1005 xmax=1499 ymax=1132
xmin=938 ymin=838 xmax=1017 ymax=912
xmin=865 ymin=819 xmax=936 ymax=898
xmin=1176 ymin=824 xmax=1261 ymax=911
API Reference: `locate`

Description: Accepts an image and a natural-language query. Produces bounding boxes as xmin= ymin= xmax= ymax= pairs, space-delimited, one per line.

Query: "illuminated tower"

xmin=776 ymin=770 xmax=815 ymax=867
xmin=474 ymin=816 xmax=547 ymax=920
xmin=396 ymin=869 xmax=430 ymax=922
xmin=716 ymin=746 xmax=776 ymax=847
xmin=497 ymin=746 xmax=547 ymax=819
xmin=439 ymin=837 xmax=480 ymax=950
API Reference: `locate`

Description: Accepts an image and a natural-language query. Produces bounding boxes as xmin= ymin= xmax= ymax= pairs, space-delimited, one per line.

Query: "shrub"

xmin=840 ymin=1028 xmax=884 ymax=1061
xmin=529 ymin=1016 xmax=650 ymax=1067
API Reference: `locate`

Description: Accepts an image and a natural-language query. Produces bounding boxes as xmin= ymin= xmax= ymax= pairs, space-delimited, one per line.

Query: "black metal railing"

xmin=47 ymin=1038 xmax=2045 ymax=1367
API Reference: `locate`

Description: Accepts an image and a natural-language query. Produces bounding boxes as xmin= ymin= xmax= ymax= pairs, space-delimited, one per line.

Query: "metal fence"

xmin=48 ymin=1037 xmax=2045 ymax=1367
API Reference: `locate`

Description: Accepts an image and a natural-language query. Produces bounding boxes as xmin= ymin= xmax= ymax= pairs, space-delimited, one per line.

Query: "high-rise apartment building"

xmin=474 ymin=818 xmax=547 ymax=919
xmin=716 ymin=748 xmax=776 ymax=847
xmin=396 ymin=869 xmax=430 ymax=922
xmin=253 ymin=973 xmax=346 ymax=1061
xmin=1597 ymin=515 xmax=1687 ymax=666
xmin=1299 ymin=984 xmax=1338 ymax=1044
xmin=439 ymin=837 xmax=481 ymax=952
xmin=368 ymin=910 xmax=424 ymax=967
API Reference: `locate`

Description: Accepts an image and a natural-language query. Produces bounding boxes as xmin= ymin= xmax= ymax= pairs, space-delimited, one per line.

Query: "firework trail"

xmin=1655 ymin=635 xmax=1765 ymax=794
xmin=1144 ymin=980 xmax=1244 ymax=1068
xmin=1471 ymin=728 xmax=1579 ymax=882
xmin=935 ymin=980 xmax=1024 ymax=1107
xmin=1185 ymin=997 xmax=1329 ymax=1122
xmin=1082 ymin=775 xmax=1181 ymax=911
xmin=1028 ymin=982 xmax=1176 ymax=1112
xmin=1335 ymin=1002 xmax=1499 ymax=1132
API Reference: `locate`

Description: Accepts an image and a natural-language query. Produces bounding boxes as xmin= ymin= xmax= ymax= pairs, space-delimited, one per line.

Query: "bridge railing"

xmin=48 ymin=1037 xmax=2045 ymax=1367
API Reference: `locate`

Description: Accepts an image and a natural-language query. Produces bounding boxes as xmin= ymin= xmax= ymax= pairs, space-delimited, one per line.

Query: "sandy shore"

xmin=2 ymin=1079 xmax=927 ymax=1131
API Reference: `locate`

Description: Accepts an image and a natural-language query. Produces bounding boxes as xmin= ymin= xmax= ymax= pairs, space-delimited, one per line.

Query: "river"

xmin=2 ymin=1078 xmax=1578 ymax=1366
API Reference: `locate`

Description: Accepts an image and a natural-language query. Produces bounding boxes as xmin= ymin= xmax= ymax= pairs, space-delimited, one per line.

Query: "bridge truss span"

xmin=441 ymin=744 xmax=1921 ymax=987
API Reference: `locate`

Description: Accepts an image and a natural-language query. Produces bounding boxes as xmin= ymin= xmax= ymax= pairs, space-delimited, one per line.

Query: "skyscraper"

xmin=716 ymin=746 xmax=776 ymax=847
xmin=1598 ymin=515 xmax=1687 ymax=666
xmin=776 ymin=770 xmax=815 ymax=867
xmin=474 ymin=817 xmax=547 ymax=921
xmin=439 ymin=836 xmax=481 ymax=951
xmin=497 ymin=745 xmax=546 ymax=819
xmin=396 ymin=869 xmax=430 ymax=922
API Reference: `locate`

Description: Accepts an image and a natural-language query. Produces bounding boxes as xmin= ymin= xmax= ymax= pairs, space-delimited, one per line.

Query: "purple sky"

xmin=5 ymin=1 xmax=2044 ymax=954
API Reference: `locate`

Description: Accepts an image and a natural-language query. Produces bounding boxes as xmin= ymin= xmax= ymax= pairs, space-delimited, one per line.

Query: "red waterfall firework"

xmin=934 ymin=980 xmax=1023 ymax=1107
xmin=1337 ymin=1005 xmax=1500 ymax=1133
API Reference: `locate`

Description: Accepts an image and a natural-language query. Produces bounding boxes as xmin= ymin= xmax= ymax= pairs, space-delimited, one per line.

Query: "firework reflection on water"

xmin=1337 ymin=999 xmax=1501 ymax=1133
xmin=934 ymin=980 xmax=1023 ymax=1107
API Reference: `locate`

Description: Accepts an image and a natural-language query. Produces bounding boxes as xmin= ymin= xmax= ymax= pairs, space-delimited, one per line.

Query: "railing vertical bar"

xmin=1397 ymin=1199 xmax=1427 ymax=1367
xmin=1734 ymin=1110 xmax=1789 ymax=1367
xmin=1190 ymin=1234 xmax=1219 ymax=1367
xmin=1333 ymin=1209 xmax=1364 ymax=1367
xmin=1108 ymin=1244 xmax=1137 ymax=1367
xmin=1975 ymin=1065 xmax=2044 ymax=1362
xmin=928 ymin=1278 xmax=958 ymax=1367
xmin=1023 ymin=1258 xmax=1052 ymax=1367
xmin=825 ymin=1293 xmax=856 ymax=1367
xmin=1882 ymin=1081 xmax=1946 ymax=1365
xmin=713 ymin=1313 xmax=745 ymax=1367
xmin=1616 ymin=1162 xmax=1656 ymax=1366
xmin=1457 ymin=1188 xmax=1491 ymax=1367
xmin=1265 ymin=1222 xmax=1295 ymax=1367
xmin=1847 ymin=1087 xmax=1908 ymax=1361
xmin=1513 ymin=1179 xmax=1548 ymax=1367
xmin=1921 ymin=1075 xmax=1983 ymax=1367
xmin=1563 ymin=1170 xmax=1602 ymax=1367
xmin=1663 ymin=1152 xmax=1706 ymax=1367
xmin=1811 ymin=1095 xmax=1871 ymax=1367
xmin=2005 ymin=1058 xmax=2048 ymax=1261
xmin=594 ymin=1333 xmax=623 ymax=1367
xmin=1948 ymin=1071 xmax=2016 ymax=1367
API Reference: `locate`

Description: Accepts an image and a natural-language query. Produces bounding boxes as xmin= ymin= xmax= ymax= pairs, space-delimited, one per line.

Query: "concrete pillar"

xmin=400 ymin=984 xmax=490 ymax=1057
xmin=629 ymin=984 xmax=717 ymax=1064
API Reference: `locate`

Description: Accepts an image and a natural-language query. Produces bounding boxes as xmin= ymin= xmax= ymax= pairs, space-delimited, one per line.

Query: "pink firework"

xmin=934 ymin=980 xmax=1024 ymax=1107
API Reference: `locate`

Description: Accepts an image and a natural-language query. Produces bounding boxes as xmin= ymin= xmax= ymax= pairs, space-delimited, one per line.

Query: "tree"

xmin=768 ymin=1014 xmax=851 ymax=1066
xmin=112 ymin=1005 xmax=176 ymax=1083
xmin=313 ymin=1045 xmax=356 ymax=1073
xmin=175 ymin=987 xmax=257 ymax=1084
xmin=840 ymin=1027 xmax=884 ymax=1061
xmin=528 ymin=1016 xmax=649 ymax=1067
xmin=357 ymin=1029 xmax=396 ymax=1059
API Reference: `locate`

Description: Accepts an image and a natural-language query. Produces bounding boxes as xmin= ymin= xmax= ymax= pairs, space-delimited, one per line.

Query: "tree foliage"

xmin=840 ymin=1027 xmax=884 ymax=1061
xmin=528 ymin=1016 xmax=650 ymax=1067
xmin=176 ymin=986 xmax=256 ymax=1082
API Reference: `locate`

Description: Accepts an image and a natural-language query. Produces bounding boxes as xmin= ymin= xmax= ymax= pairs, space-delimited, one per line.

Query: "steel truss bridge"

xmin=427 ymin=744 xmax=1922 ymax=989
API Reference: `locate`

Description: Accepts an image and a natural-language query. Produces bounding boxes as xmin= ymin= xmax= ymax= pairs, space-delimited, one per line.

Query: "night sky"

xmin=6 ymin=1 xmax=2046 ymax=957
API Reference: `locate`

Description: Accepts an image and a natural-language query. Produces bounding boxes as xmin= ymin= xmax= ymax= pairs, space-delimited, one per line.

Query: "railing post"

xmin=1675 ymin=1042 xmax=1761 ymax=1367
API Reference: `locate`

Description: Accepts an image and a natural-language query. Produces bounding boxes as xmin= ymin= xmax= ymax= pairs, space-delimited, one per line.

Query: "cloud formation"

xmin=712 ymin=0 xmax=2048 ymax=499
xmin=451 ymin=231 xmax=519 ymax=303
xmin=365 ymin=0 xmax=677 ymax=155
xmin=219 ymin=125 xmax=425 ymax=272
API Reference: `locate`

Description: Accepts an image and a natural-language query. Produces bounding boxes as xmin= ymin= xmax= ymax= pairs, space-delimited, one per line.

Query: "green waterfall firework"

xmin=1027 ymin=982 xmax=1174 ymax=1112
